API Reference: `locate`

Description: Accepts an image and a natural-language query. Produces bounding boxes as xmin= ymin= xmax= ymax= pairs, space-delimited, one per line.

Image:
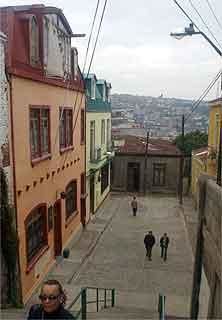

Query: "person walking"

xmin=131 ymin=196 xmax=138 ymax=216
xmin=27 ymin=279 xmax=75 ymax=319
xmin=144 ymin=231 xmax=156 ymax=260
xmin=160 ymin=233 xmax=170 ymax=261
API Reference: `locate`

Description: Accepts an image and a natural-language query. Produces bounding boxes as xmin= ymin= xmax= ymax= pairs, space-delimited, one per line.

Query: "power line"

xmin=172 ymin=0 xmax=201 ymax=31
xmin=187 ymin=0 xmax=222 ymax=51
xmin=61 ymin=0 xmax=108 ymax=169
xmin=205 ymin=0 xmax=222 ymax=33
xmin=185 ymin=70 xmax=221 ymax=122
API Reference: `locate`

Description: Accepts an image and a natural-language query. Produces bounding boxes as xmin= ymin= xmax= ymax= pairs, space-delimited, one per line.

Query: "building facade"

xmin=111 ymin=135 xmax=181 ymax=193
xmin=0 ymin=5 xmax=86 ymax=303
xmin=191 ymin=98 xmax=222 ymax=202
xmin=85 ymin=74 xmax=114 ymax=218
xmin=207 ymin=98 xmax=222 ymax=176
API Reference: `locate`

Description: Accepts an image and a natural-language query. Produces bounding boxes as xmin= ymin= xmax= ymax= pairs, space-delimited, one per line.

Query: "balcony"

xmin=86 ymin=99 xmax=111 ymax=113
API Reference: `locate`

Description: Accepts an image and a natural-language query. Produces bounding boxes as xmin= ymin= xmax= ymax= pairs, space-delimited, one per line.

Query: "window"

xmin=153 ymin=163 xmax=166 ymax=186
xmin=81 ymin=110 xmax=85 ymax=144
xmin=71 ymin=47 xmax=78 ymax=79
xmin=43 ymin=17 xmax=49 ymax=67
xmin=91 ymin=79 xmax=96 ymax=99
xmin=65 ymin=181 xmax=77 ymax=219
xmin=101 ymin=163 xmax=109 ymax=193
xmin=25 ymin=205 xmax=47 ymax=263
xmin=101 ymin=120 xmax=105 ymax=145
xmin=48 ymin=206 xmax=53 ymax=231
xmin=106 ymin=119 xmax=111 ymax=150
xmin=90 ymin=121 xmax=95 ymax=161
xmin=30 ymin=16 xmax=40 ymax=66
xmin=215 ymin=113 xmax=220 ymax=149
xmin=59 ymin=108 xmax=73 ymax=150
xmin=81 ymin=173 xmax=85 ymax=195
xmin=30 ymin=107 xmax=50 ymax=160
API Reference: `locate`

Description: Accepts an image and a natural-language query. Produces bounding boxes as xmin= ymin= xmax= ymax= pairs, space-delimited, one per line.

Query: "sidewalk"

xmin=2 ymin=193 xmax=199 ymax=319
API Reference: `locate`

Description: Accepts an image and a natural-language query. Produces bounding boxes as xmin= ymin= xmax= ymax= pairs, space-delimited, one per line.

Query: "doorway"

xmin=53 ymin=200 xmax=62 ymax=257
xmin=90 ymin=175 xmax=95 ymax=214
xmin=127 ymin=162 xmax=140 ymax=192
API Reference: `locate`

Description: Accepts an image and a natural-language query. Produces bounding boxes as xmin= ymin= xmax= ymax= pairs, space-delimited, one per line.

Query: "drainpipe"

xmin=8 ymin=74 xmax=23 ymax=305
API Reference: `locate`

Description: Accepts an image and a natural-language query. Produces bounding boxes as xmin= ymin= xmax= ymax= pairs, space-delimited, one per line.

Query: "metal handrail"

xmin=158 ymin=293 xmax=166 ymax=320
xmin=68 ymin=286 xmax=115 ymax=320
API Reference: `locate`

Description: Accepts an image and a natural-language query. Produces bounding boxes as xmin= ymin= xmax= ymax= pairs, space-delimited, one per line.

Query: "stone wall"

xmin=191 ymin=175 xmax=221 ymax=319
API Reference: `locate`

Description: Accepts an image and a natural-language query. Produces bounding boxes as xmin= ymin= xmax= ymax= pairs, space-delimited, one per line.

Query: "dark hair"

xmin=41 ymin=279 xmax=67 ymax=306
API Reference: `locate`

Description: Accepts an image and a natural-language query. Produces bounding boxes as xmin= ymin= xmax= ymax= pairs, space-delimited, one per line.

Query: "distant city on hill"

xmin=111 ymin=93 xmax=209 ymax=139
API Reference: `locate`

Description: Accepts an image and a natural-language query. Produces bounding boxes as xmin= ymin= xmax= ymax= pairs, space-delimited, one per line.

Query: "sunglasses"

xmin=39 ymin=294 xmax=60 ymax=301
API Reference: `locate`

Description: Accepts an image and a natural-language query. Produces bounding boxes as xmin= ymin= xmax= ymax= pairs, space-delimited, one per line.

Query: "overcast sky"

xmin=1 ymin=0 xmax=222 ymax=99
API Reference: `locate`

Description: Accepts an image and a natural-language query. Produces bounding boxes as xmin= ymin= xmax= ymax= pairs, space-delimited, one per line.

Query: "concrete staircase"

xmin=86 ymin=305 xmax=158 ymax=319
xmin=1 ymin=308 xmax=26 ymax=320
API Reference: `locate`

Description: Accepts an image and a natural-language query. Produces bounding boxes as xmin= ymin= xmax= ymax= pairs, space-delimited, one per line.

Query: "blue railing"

xmin=68 ymin=286 xmax=115 ymax=320
xmin=158 ymin=293 xmax=166 ymax=320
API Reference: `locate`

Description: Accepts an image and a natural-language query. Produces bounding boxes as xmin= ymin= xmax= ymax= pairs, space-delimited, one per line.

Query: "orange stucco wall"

xmin=11 ymin=76 xmax=85 ymax=302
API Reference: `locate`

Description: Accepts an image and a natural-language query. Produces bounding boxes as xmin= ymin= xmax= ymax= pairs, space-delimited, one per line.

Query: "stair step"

xmin=1 ymin=309 xmax=26 ymax=320
xmin=84 ymin=306 xmax=158 ymax=319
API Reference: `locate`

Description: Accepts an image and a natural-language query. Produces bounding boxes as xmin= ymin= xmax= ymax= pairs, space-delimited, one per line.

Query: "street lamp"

xmin=170 ymin=23 xmax=222 ymax=57
xmin=171 ymin=22 xmax=222 ymax=199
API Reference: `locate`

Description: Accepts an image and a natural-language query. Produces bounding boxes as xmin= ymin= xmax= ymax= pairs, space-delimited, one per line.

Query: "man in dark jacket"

xmin=27 ymin=279 xmax=75 ymax=319
xmin=160 ymin=233 xmax=170 ymax=261
xmin=144 ymin=231 xmax=156 ymax=260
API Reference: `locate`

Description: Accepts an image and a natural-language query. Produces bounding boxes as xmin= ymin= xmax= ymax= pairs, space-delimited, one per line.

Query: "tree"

xmin=174 ymin=130 xmax=208 ymax=155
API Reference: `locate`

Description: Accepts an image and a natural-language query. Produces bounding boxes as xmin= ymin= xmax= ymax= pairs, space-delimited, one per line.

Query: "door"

xmin=54 ymin=200 xmax=62 ymax=257
xmin=81 ymin=199 xmax=86 ymax=227
xmin=80 ymin=173 xmax=86 ymax=226
xmin=127 ymin=162 xmax=140 ymax=192
xmin=90 ymin=175 xmax=95 ymax=214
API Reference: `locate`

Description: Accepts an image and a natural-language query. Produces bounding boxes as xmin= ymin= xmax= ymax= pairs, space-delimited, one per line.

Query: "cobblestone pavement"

xmin=2 ymin=193 xmax=199 ymax=319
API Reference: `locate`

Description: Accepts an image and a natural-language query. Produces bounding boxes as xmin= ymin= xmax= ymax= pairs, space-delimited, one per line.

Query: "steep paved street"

xmin=62 ymin=194 xmax=194 ymax=318
xmin=2 ymin=193 xmax=197 ymax=319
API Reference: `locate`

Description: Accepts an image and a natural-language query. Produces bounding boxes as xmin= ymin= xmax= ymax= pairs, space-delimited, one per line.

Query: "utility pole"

xmin=216 ymin=126 xmax=222 ymax=186
xmin=179 ymin=115 xmax=185 ymax=205
xmin=143 ymin=130 xmax=150 ymax=195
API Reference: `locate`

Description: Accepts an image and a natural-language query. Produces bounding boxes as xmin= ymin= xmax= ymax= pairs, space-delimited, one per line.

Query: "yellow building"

xmin=191 ymin=98 xmax=222 ymax=203
xmin=207 ymin=98 xmax=222 ymax=176
xmin=85 ymin=74 xmax=114 ymax=220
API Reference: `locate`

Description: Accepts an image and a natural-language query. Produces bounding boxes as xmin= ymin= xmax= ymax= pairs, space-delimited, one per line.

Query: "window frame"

xmin=25 ymin=203 xmax=48 ymax=268
xmin=65 ymin=180 xmax=78 ymax=221
xmin=29 ymin=16 xmax=40 ymax=66
xmin=90 ymin=120 xmax=95 ymax=161
xmin=29 ymin=105 xmax=51 ymax=164
xmin=101 ymin=119 xmax=105 ymax=145
xmin=152 ymin=163 xmax=166 ymax=187
xmin=80 ymin=109 xmax=85 ymax=144
xmin=101 ymin=163 xmax=109 ymax=194
xmin=59 ymin=107 xmax=74 ymax=153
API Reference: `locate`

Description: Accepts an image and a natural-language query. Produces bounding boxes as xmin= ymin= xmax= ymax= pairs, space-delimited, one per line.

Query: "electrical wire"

xmin=58 ymin=0 xmax=101 ymax=170
xmin=184 ymin=70 xmax=221 ymax=122
xmin=61 ymin=0 xmax=108 ymax=169
xmin=205 ymin=0 xmax=222 ymax=33
xmin=187 ymin=0 xmax=222 ymax=51
xmin=172 ymin=0 xmax=201 ymax=31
